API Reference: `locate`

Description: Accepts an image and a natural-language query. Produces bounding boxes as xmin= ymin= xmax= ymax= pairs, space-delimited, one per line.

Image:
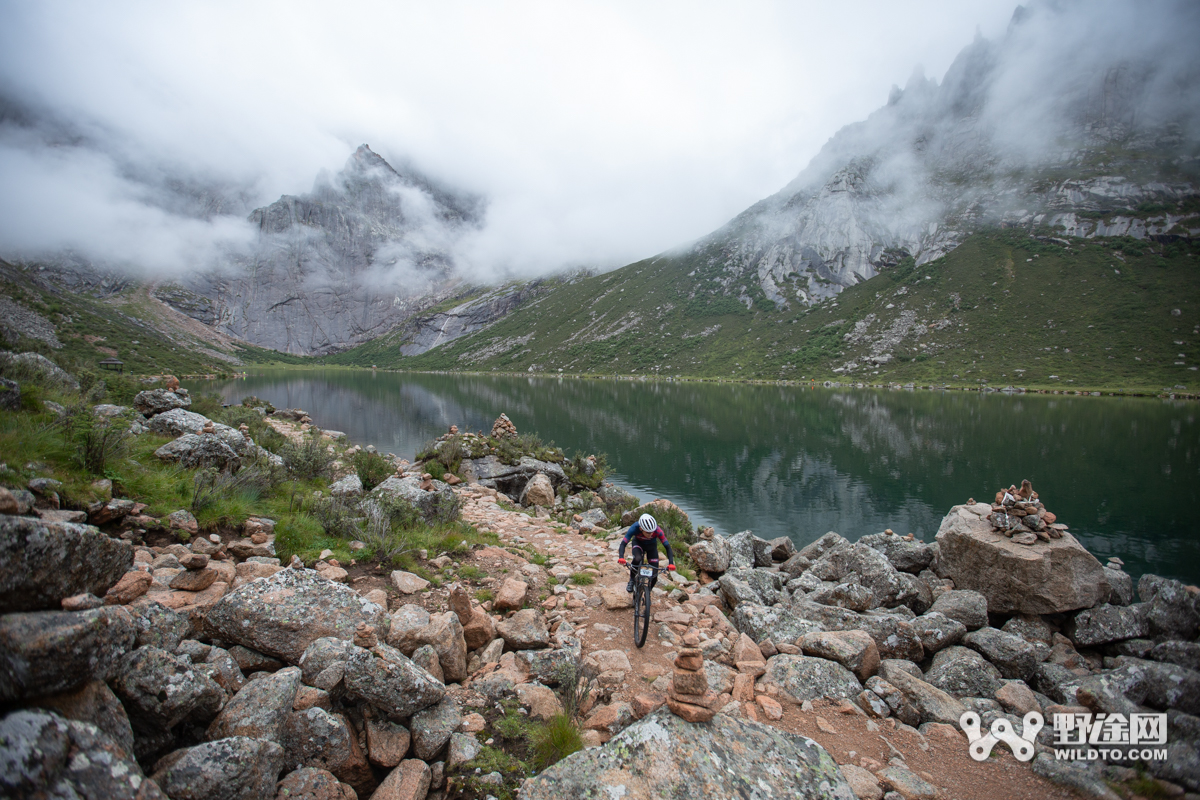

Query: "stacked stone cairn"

xmin=985 ymin=479 xmax=1066 ymax=545
xmin=666 ymin=633 xmax=720 ymax=723
xmin=490 ymin=412 xmax=518 ymax=440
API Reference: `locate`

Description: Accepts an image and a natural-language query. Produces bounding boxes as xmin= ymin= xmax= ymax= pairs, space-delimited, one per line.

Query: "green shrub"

xmin=191 ymin=459 xmax=276 ymax=516
xmin=569 ymin=572 xmax=594 ymax=586
xmin=530 ymin=714 xmax=583 ymax=770
xmin=564 ymin=452 xmax=608 ymax=490
xmin=219 ymin=406 xmax=288 ymax=453
xmin=241 ymin=395 xmax=276 ymax=414
xmin=69 ymin=407 xmax=130 ymax=476
xmin=352 ymin=450 xmax=392 ymax=491
xmin=281 ymin=432 xmax=334 ymax=480
xmin=308 ymin=495 xmax=363 ymax=540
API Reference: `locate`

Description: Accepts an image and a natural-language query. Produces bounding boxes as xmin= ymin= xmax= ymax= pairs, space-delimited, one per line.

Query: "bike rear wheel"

xmin=633 ymin=580 xmax=650 ymax=648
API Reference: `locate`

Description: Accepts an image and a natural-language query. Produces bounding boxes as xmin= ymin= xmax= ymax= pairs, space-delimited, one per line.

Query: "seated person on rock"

xmin=618 ymin=513 xmax=675 ymax=592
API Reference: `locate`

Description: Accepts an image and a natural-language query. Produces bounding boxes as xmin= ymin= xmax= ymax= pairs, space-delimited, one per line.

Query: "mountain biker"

xmin=618 ymin=513 xmax=675 ymax=592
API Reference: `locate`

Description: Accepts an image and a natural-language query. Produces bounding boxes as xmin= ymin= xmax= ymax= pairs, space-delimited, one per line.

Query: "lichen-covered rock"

xmin=1066 ymin=603 xmax=1150 ymax=647
xmin=410 ymin=696 xmax=461 ymax=761
xmin=273 ymin=767 xmax=356 ymax=800
xmin=208 ymin=667 xmax=301 ymax=742
xmin=858 ymin=532 xmax=934 ymax=574
xmin=372 ymin=476 xmax=458 ymax=523
xmin=935 ymin=503 xmax=1108 ymax=614
xmin=688 ymin=531 xmax=732 ymax=574
xmin=928 ymin=589 xmax=989 ymax=631
xmin=207 ymin=569 xmax=389 ymax=664
xmin=798 ymin=630 xmax=880 ymax=682
xmin=519 ymin=707 xmax=856 ymax=799
xmin=329 ymin=474 xmax=364 ymax=498
xmin=808 ymin=582 xmax=875 ymax=612
xmin=756 ymin=654 xmax=862 ymax=704
xmin=110 ymin=646 xmax=224 ymax=734
xmin=520 ymin=472 xmax=556 ymax=507
xmin=134 ymin=388 xmax=191 ymax=416
xmin=0 ymin=515 xmax=133 ymax=612
xmin=962 ymin=627 xmax=1037 ymax=681
xmin=343 ymin=643 xmax=446 ymax=720
xmin=909 ymin=611 xmax=966 ymax=654
xmin=809 ymin=542 xmax=913 ymax=608
xmin=27 ymin=679 xmax=136 ymax=756
xmin=924 ymin=646 xmax=1004 ymax=698
xmin=281 ymin=707 xmax=353 ymax=775
xmin=1139 ymin=575 xmax=1200 ymax=640
xmin=876 ymin=666 xmax=966 ymax=726
xmin=495 ymin=608 xmax=550 ymax=650
xmin=0 ymin=709 xmax=164 ymax=800
xmin=129 ymin=600 xmax=190 ymax=651
xmin=151 ymin=736 xmax=284 ymax=800
xmin=420 ymin=611 xmax=468 ymax=683
xmin=0 ymin=606 xmax=135 ymax=702
xmin=147 ymin=408 xmax=214 ymax=437
xmin=730 ymin=602 xmax=826 ymax=644
xmin=851 ymin=614 xmax=924 ymax=663
xmin=155 ymin=433 xmax=243 ymax=471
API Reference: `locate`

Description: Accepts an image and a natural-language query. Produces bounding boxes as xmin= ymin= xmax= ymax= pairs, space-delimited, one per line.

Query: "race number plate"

xmin=639 ymin=567 xmax=654 ymax=577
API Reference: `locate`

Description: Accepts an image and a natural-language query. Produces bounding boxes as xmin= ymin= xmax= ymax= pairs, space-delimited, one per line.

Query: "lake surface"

xmin=184 ymin=370 xmax=1200 ymax=585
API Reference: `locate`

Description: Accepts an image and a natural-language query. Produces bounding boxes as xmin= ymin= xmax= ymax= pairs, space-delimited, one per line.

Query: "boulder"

xmin=520 ymin=472 xmax=556 ymax=507
xmin=935 ymin=503 xmax=1108 ymax=614
xmin=410 ymin=696 xmax=461 ymax=761
xmin=421 ymin=611 xmax=468 ymax=683
xmin=519 ymin=707 xmax=855 ymax=800
xmin=155 ymin=433 xmax=243 ymax=471
xmin=129 ymin=600 xmax=190 ymax=651
xmin=808 ymin=582 xmax=874 ymax=612
xmin=496 ymin=608 xmax=550 ymax=650
xmin=389 ymin=570 xmax=430 ymax=594
xmin=1148 ymin=641 xmax=1200 ymax=672
xmin=460 ymin=455 xmax=566 ymax=497
xmin=1066 ymin=603 xmax=1150 ymax=647
xmin=1140 ymin=575 xmax=1200 ymax=640
xmin=280 ymin=707 xmax=353 ymax=776
xmin=688 ymin=531 xmax=732 ymax=574
xmin=924 ymin=646 xmax=1004 ymax=699
xmin=445 ymin=732 xmax=483 ymax=771
xmin=27 ymin=679 xmax=135 ymax=756
xmin=798 ymin=630 xmax=880 ymax=682
xmin=1102 ymin=566 xmax=1135 ymax=606
xmin=372 ymin=759 xmax=430 ymax=800
xmin=411 ymin=644 xmax=444 ymax=682
xmin=386 ymin=605 xmax=432 ymax=654
xmin=366 ymin=718 xmax=411 ymax=767
xmin=853 ymin=613 xmax=924 ymax=662
xmin=808 ymin=542 xmax=913 ymax=608
xmin=859 ymin=532 xmax=934 ymax=574
xmin=147 ymin=408 xmax=214 ymax=437
xmin=207 ymin=666 xmax=300 ymax=742
xmin=0 ymin=606 xmax=135 ymax=702
xmin=730 ymin=602 xmax=825 ymax=644
xmin=206 ymin=569 xmax=388 ymax=664
xmin=0 ymin=709 xmax=157 ymax=800
xmin=329 ymin=474 xmax=364 ymax=498
xmin=110 ymin=645 xmax=224 ymax=734
xmin=0 ymin=515 xmax=133 ymax=612
xmin=274 ymin=768 xmax=356 ymax=800
xmin=878 ymin=667 xmax=967 ymax=726
xmin=725 ymin=530 xmax=772 ymax=569
xmin=343 ymin=643 xmax=446 ymax=720
xmin=909 ymin=612 xmax=966 ymax=654
xmin=133 ymin=388 xmax=191 ymax=416
xmin=962 ymin=627 xmax=1037 ymax=681
xmin=372 ymin=475 xmax=458 ymax=522
xmin=756 ymin=654 xmax=862 ymax=704
xmin=151 ymin=736 xmax=284 ymax=800
xmin=928 ymin=590 xmax=989 ymax=631
xmin=0 ymin=352 xmax=79 ymax=390
xmin=493 ymin=578 xmax=529 ymax=611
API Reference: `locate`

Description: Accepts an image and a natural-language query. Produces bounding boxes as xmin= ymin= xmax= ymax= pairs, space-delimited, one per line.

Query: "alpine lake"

xmin=185 ymin=370 xmax=1200 ymax=586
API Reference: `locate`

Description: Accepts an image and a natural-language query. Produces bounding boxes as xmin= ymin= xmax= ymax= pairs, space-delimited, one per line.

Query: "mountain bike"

xmin=630 ymin=565 xmax=670 ymax=648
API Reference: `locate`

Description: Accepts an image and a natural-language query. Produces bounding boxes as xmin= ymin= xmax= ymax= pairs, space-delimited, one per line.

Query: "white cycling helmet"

xmin=638 ymin=514 xmax=657 ymax=533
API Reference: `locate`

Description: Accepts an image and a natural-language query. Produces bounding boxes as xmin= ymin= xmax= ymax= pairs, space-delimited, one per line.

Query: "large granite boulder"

xmin=459 ymin=455 xmax=566 ymax=497
xmin=0 ymin=606 xmax=135 ymax=702
xmin=206 ymin=569 xmax=389 ymax=664
xmin=0 ymin=516 xmax=133 ymax=612
xmin=858 ymin=532 xmax=934 ymax=574
xmin=133 ymin=387 xmax=191 ymax=416
xmin=688 ymin=530 xmax=732 ymax=574
xmin=1067 ymin=603 xmax=1150 ymax=647
xmin=808 ymin=541 xmax=913 ymax=608
xmin=343 ymin=643 xmax=446 ymax=720
xmin=519 ymin=707 xmax=856 ymax=800
xmin=730 ymin=603 xmax=825 ymax=644
xmin=154 ymin=433 xmax=243 ymax=471
xmin=110 ymin=646 xmax=224 ymax=734
xmin=372 ymin=476 xmax=458 ymax=522
xmin=151 ymin=736 xmax=284 ymax=800
xmin=1139 ymin=575 xmax=1200 ymax=640
xmin=0 ymin=709 xmax=162 ymax=800
xmin=756 ymin=654 xmax=863 ymax=704
xmin=935 ymin=503 xmax=1108 ymax=614
xmin=207 ymin=667 xmax=301 ymax=742
xmin=0 ymin=352 xmax=78 ymax=390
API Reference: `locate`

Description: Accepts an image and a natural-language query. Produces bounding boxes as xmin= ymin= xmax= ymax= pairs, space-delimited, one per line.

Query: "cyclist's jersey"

xmin=618 ymin=524 xmax=674 ymax=563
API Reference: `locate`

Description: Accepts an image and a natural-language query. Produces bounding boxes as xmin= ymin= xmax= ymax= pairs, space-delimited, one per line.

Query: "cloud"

xmin=0 ymin=0 xmax=1122 ymax=281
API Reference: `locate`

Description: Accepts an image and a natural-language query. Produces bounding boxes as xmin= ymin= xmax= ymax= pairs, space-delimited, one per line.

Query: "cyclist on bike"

xmin=618 ymin=513 xmax=676 ymax=592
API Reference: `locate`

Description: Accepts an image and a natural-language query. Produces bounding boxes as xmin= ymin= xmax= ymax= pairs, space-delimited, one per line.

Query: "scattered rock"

xmin=0 ymin=516 xmax=133 ymax=613
xmin=133 ymin=388 xmax=191 ymax=416
xmin=207 ymin=666 xmax=300 ymax=742
xmin=493 ymin=578 xmax=530 ymax=612
xmin=798 ymin=630 xmax=880 ymax=682
xmin=928 ymin=590 xmax=988 ymax=631
xmin=151 ymin=736 xmax=285 ymax=800
xmin=0 ymin=606 xmax=135 ymax=702
xmin=343 ymin=643 xmax=446 ymax=721
xmin=496 ymin=608 xmax=550 ymax=650
xmin=756 ymin=654 xmax=862 ymax=704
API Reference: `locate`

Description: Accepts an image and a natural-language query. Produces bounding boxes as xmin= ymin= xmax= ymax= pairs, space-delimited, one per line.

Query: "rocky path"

xmin=452 ymin=485 xmax=1084 ymax=800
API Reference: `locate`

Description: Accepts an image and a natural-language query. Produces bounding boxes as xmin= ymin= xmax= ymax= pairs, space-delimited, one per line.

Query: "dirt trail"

xmin=452 ymin=485 xmax=1083 ymax=800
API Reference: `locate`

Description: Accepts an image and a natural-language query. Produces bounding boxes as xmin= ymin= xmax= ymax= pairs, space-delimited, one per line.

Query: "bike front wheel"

xmin=632 ymin=581 xmax=650 ymax=648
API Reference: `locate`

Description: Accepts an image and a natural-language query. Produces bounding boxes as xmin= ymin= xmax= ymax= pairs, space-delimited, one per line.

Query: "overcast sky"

xmin=0 ymin=1 xmax=1023 ymax=277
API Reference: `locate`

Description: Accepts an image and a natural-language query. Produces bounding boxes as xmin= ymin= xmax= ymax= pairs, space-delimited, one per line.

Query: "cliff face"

xmin=175 ymin=145 xmax=485 ymax=355
xmin=692 ymin=5 xmax=1200 ymax=309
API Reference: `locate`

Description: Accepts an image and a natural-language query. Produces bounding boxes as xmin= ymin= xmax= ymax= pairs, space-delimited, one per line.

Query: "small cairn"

xmin=666 ymin=635 xmax=720 ymax=722
xmin=491 ymin=413 xmax=518 ymax=440
xmin=986 ymin=479 xmax=1066 ymax=545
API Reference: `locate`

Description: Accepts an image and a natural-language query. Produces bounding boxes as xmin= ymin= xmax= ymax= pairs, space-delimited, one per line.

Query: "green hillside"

xmin=360 ymin=229 xmax=1199 ymax=392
